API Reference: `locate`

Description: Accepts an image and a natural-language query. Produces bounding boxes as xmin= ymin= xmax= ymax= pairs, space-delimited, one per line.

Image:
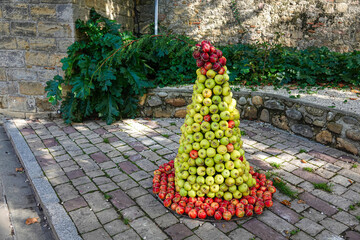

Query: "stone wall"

xmin=0 ymin=0 xmax=75 ymax=118
xmin=0 ymin=0 xmax=134 ymax=118
xmin=140 ymin=87 xmax=360 ymax=156
xmin=139 ymin=0 xmax=360 ymax=51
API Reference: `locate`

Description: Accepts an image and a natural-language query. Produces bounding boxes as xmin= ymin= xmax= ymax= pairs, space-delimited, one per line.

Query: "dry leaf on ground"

xmin=15 ymin=167 xmax=24 ymax=172
xmin=25 ymin=217 xmax=39 ymax=225
xmin=301 ymin=160 xmax=307 ymax=163
xmin=281 ymin=200 xmax=291 ymax=207
xmin=351 ymin=89 xmax=360 ymax=94
xmin=297 ymin=200 xmax=305 ymax=204
xmin=349 ymin=98 xmax=358 ymax=100
xmin=348 ymin=179 xmax=353 ymax=184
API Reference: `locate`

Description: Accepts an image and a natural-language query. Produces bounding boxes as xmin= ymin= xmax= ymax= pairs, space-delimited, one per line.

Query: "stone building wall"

xmin=140 ymin=87 xmax=360 ymax=156
xmin=139 ymin=0 xmax=360 ymax=52
xmin=0 ymin=0 xmax=134 ymax=118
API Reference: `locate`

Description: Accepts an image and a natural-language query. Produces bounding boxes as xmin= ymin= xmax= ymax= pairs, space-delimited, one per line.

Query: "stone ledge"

xmin=4 ymin=120 xmax=81 ymax=240
xmin=139 ymin=86 xmax=360 ymax=156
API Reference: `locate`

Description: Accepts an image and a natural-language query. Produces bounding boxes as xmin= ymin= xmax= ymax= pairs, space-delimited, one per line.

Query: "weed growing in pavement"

xmin=313 ymin=183 xmax=333 ymax=193
xmin=303 ymin=167 xmax=314 ymax=172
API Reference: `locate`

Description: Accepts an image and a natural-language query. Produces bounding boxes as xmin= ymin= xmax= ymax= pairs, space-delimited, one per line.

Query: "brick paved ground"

xmin=11 ymin=118 xmax=360 ymax=240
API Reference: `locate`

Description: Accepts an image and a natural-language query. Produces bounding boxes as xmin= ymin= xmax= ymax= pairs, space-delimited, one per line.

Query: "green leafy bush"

xmin=47 ymin=9 xmax=360 ymax=125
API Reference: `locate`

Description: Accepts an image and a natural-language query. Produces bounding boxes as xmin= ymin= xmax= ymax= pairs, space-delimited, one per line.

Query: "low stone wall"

xmin=140 ymin=87 xmax=360 ymax=156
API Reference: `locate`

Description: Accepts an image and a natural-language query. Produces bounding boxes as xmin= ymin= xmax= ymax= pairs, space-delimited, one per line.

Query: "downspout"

xmin=154 ymin=0 xmax=159 ymax=34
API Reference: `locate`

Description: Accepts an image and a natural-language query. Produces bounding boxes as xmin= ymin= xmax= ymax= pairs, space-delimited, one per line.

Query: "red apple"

xmin=195 ymin=201 xmax=203 ymax=208
xmin=196 ymin=59 xmax=204 ymax=67
xmin=206 ymin=207 xmax=215 ymax=217
xmin=153 ymin=187 xmax=160 ymax=194
xmin=264 ymin=199 xmax=273 ymax=208
xmin=165 ymin=193 xmax=174 ymax=200
xmin=240 ymin=156 xmax=244 ymax=162
xmin=218 ymin=206 xmax=227 ymax=213
xmin=198 ymin=209 xmax=207 ymax=219
xmin=216 ymin=49 xmax=223 ymax=58
xmin=218 ymin=67 xmax=225 ymax=75
xmin=247 ymin=196 xmax=256 ymax=205
xmin=235 ymin=208 xmax=245 ymax=218
xmin=176 ymin=206 xmax=184 ymax=215
xmin=188 ymin=209 xmax=197 ymax=219
xmin=219 ymin=56 xmax=227 ymax=66
xmin=212 ymin=62 xmax=221 ymax=71
xmin=204 ymin=62 xmax=212 ymax=70
xmin=193 ymin=50 xmax=201 ymax=59
xmin=202 ymin=43 xmax=211 ymax=53
xmin=210 ymin=54 xmax=218 ymax=63
xmin=171 ymin=203 xmax=178 ymax=211
xmin=235 ymin=203 xmax=244 ymax=210
xmin=188 ymin=197 xmax=197 ymax=204
xmin=181 ymin=197 xmax=189 ymax=203
xmin=228 ymin=120 xmax=235 ymax=128
xmin=267 ymin=186 xmax=276 ymax=194
xmin=214 ymin=211 xmax=222 ymax=220
xmin=200 ymin=67 xmax=207 ymax=75
xmin=185 ymin=206 xmax=192 ymax=214
xmin=214 ymin=197 xmax=223 ymax=203
xmin=245 ymin=209 xmax=253 ymax=217
xmin=223 ymin=211 xmax=232 ymax=221
xmin=154 ymin=170 xmax=161 ymax=175
xmin=230 ymin=199 xmax=239 ymax=206
xmin=245 ymin=204 xmax=254 ymax=211
xmin=254 ymin=205 xmax=263 ymax=215
xmin=203 ymin=115 xmax=211 ymax=122
xmin=240 ymin=199 xmax=248 ymax=205
xmin=178 ymin=200 xmax=187 ymax=207
xmin=210 ymin=46 xmax=216 ymax=54
xmin=198 ymin=197 xmax=205 ymax=202
xmin=158 ymin=191 xmax=166 ymax=199
xmin=210 ymin=202 xmax=219 ymax=210
xmin=201 ymin=52 xmax=209 ymax=61
xmin=190 ymin=150 xmax=198 ymax=159
xmin=201 ymin=203 xmax=210 ymax=210
xmin=227 ymin=143 xmax=234 ymax=153
xmin=256 ymin=200 xmax=265 ymax=208
xmin=205 ymin=198 xmax=213 ymax=204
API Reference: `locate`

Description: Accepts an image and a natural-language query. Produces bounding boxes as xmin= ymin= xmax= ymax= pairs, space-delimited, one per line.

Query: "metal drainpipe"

xmin=154 ymin=0 xmax=159 ymax=34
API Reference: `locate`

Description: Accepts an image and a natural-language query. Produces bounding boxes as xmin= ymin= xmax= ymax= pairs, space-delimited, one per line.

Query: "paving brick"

xmin=299 ymin=192 xmax=337 ymax=216
xmin=118 ymin=161 xmax=139 ymax=174
xmin=104 ymin=219 xmax=129 ymax=236
xmin=247 ymin=157 xmax=272 ymax=170
xmin=155 ymin=213 xmax=179 ymax=229
xmin=108 ymin=189 xmax=135 ymax=210
xmin=295 ymin=218 xmax=324 ymax=236
xmin=117 ymin=178 xmax=138 ymax=191
xmin=90 ymin=152 xmax=110 ymax=163
xmin=344 ymin=230 xmax=360 ymax=240
xmin=332 ymin=211 xmax=359 ymax=227
xmin=319 ymin=218 xmax=348 ymax=235
xmin=126 ymin=186 xmax=149 ymax=199
xmin=54 ymin=183 xmax=79 ymax=202
xmin=228 ymin=228 xmax=254 ymax=240
xmin=308 ymin=150 xmax=337 ymax=163
xmin=93 ymin=177 xmax=112 ymax=185
xmin=315 ymin=230 xmax=343 ymax=240
xmin=120 ymin=205 xmax=145 ymax=221
xmin=130 ymin=170 xmax=151 ymax=181
xmin=331 ymin=175 xmax=352 ymax=187
xmin=69 ymin=207 xmax=102 ymax=234
xmin=63 ymin=126 xmax=77 ymax=134
xmin=271 ymin=201 xmax=300 ymax=224
xmin=82 ymin=228 xmax=111 ymax=240
xmin=71 ymin=176 xmax=91 ymax=186
xmin=83 ymin=191 xmax=112 ymax=213
xmin=165 ymin=223 xmax=193 ymax=240
xmin=242 ymin=218 xmax=287 ymax=240
xmin=130 ymin=217 xmax=167 ymax=240
xmin=290 ymin=199 xmax=310 ymax=213
xmin=136 ymin=159 xmax=158 ymax=172
xmin=136 ymin=194 xmax=166 ymax=218
xmin=43 ymin=138 xmax=58 ymax=148
xmin=66 ymin=169 xmax=85 ymax=180
xmin=96 ymin=208 xmax=119 ymax=225
xmin=311 ymin=189 xmax=353 ymax=210
xmin=129 ymin=141 xmax=148 ymax=152
xmin=113 ymin=229 xmax=140 ymax=240
xmin=76 ymin=182 xmax=98 ymax=194
xmin=293 ymin=168 xmax=327 ymax=184
xmin=63 ymin=196 xmax=88 ymax=212
xmin=214 ymin=221 xmax=238 ymax=233
xmin=257 ymin=210 xmax=296 ymax=237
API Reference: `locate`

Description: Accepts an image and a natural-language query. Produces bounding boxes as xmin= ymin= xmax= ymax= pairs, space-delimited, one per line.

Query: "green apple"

xmin=195 ymin=94 xmax=204 ymax=104
xmin=223 ymin=153 xmax=231 ymax=162
xmin=239 ymin=149 xmax=245 ymax=156
xmin=230 ymin=169 xmax=239 ymax=178
xmin=192 ymin=142 xmax=200 ymax=151
xmin=200 ymin=106 xmax=209 ymax=116
xmin=215 ymin=191 xmax=224 ymax=198
xmin=225 ymin=177 xmax=235 ymax=187
xmin=214 ymin=174 xmax=224 ymax=184
xmin=223 ymin=73 xmax=229 ymax=82
xmin=210 ymin=184 xmax=220 ymax=193
xmin=242 ymin=189 xmax=250 ymax=197
xmin=205 ymin=78 xmax=216 ymax=89
xmin=197 ymin=74 xmax=206 ymax=83
xmin=213 ymin=85 xmax=222 ymax=95
xmin=189 ymin=166 xmax=197 ymax=175
xmin=195 ymin=157 xmax=204 ymax=166
xmin=220 ymin=111 xmax=230 ymax=121
xmin=235 ymin=177 xmax=244 ymax=186
xmin=184 ymin=181 xmax=192 ymax=191
xmin=215 ymin=163 xmax=225 ymax=172
xmin=179 ymin=188 xmax=188 ymax=197
xmin=197 ymin=190 xmax=205 ymax=197
xmin=198 ymin=149 xmax=207 ymax=158
xmin=229 ymin=135 xmax=237 ymax=144
xmin=211 ymin=122 xmax=219 ymax=131
xmin=233 ymin=190 xmax=242 ymax=199
xmin=210 ymin=139 xmax=219 ymax=148
xmin=209 ymin=104 xmax=219 ymax=114
xmin=234 ymin=119 xmax=240 ymax=127
xmin=238 ymin=183 xmax=249 ymax=193
xmin=188 ymin=158 xmax=196 ymax=166
xmin=186 ymin=117 xmax=194 ymax=126
xmin=178 ymin=145 xmax=184 ymax=154
xmin=215 ymin=129 xmax=224 ymax=138
xmin=223 ymin=95 xmax=232 ymax=105
xmin=222 ymin=169 xmax=230 ymax=178
xmin=218 ymin=102 xmax=228 ymax=112
xmin=205 ymin=176 xmax=214 ymax=185
xmin=229 ymin=185 xmax=237 ymax=193
xmin=242 ymin=173 xmax=249 ymax=182
xmin=220 ymin=137 xmax=229 ymax=145
xmin=200 ymin=139 xmax=210 ymax=149
xmin=229 ymin=99 xmax=236 ymax=112
xmin=200 ymin=184 xmax=210 ymax=194
xmin=220 ymin=183 xmax=228 ymax=192
xmin=230 ymin=150 xmax=240 ymax=160
xmin=188 ymin=175 xmax=197 ymax=184
xmin=177 ymin=179 xmax=185 ymax=188
xmin=217 ymin=145 xmax=227 ymax=155
xmin=186 ymin=126 xmax=193 ymax=134
xmin=224 ymin=192 xmax=233 ymax=201
xmin=196 ymin=176 xmax=205 ymax=185
xmin=192 ymin=122 xmax=201 ymax=132
xmin=214 ymin=154 xmax=223 ymax=163
xmin=207 ymin=191 xmax=216 ymax=198
xmin=202 ymin=88 xmax=212 ymax=98
xmin=186 ymin=134 xmax=194 ymax=143
xmin=205 ymin=158 xmax=214 ymax=167
xmin=225 ymin=128 xmax=233 ymax=138
xmin=234 ymin=142 xmax=241 ymax=150
xmin=194 ymin=103 xmax=202 ymax=112
xmin=188 ymin=189 xmax=196 ymax=198
xmin=234 ymin=159 xmax=242 ymax=169
xmin=207 ymin=148 xmax=216 ymax=158
xmin=219 ymin=120 xmax=228 ymax=130
xmin=192 ymin=183 xmax=200 ymax=191
xmin=184 ymin=144 xmax=192 ymax=154
xmin=211 ymin=114 xmax=220 ymax=122
xmin=205 ymin=131 xmax=215 ymax=140
xmin=206 ymin=70 xmax=216 ymax=78
xmin=197 ymin=166 xmax=206 ymax=176
xmin=214 ymin=74 xmax=224 ymax=84
xmin=222 ymin=86 xmax=231 ymax=96
xmin=193 ymin=132 xmax=203 ymax=142
xmin=195 ymin=82 xmax=205 ymax=93
xmin=225 ymin=161 xmax=234 ymax=170
xmin=203 ymin=98 xmax=212 ymax=107
xmin=212 ymin=95 xmax=221 ymax=105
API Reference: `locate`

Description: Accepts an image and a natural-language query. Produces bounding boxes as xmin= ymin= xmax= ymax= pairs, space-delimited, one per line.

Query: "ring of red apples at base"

xmin=153 ymin=161 xmax=276 ymax=221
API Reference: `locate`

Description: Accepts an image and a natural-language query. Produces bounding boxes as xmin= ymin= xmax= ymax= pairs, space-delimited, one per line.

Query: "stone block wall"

xmin=0 ymin=0 xmax=75 ymax=118
xmin=138 ymin=0 xmax=360 ymax=51
xmin=140 ymin=87 xmax=360 ymax=156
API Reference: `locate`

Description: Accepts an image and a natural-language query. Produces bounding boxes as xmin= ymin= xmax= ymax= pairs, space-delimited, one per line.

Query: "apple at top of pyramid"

xmin=174 ymin=40 xmax=256 ymax=200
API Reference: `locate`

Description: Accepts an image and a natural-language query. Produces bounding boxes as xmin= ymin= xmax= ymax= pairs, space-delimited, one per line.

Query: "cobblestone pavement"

xmin=11 ymin=118 xmax=360 ymax=240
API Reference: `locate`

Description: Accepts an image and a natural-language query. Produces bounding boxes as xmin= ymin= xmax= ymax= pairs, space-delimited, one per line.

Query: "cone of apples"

xmin=152 ymin=40 xmax=276 ymax=221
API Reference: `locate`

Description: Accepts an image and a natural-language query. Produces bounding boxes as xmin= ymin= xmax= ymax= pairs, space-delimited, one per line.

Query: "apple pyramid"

xmin=174 ymin=40 xmax=255 ymax=201
xmin=152 ymin=40 xmax=276 ymax=220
